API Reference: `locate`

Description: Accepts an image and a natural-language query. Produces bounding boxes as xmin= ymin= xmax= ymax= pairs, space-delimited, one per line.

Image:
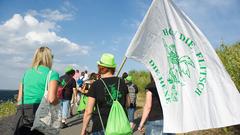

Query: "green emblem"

xmin=163 ymin=38 xmax=195 ymax=101
xmin=105 ymin=84 xmax=122 ymax=105
xmin=61 ymin=79 xmax=66 ymax=86
xmin=164 ymin=38 xmax=195 ymax=81
xmin=149 ymin=28 xmax=207 ymax=103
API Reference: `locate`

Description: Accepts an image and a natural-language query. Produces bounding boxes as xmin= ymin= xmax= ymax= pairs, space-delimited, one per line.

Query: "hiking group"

xmin=13 ymin=46 xmax=174 ymax=135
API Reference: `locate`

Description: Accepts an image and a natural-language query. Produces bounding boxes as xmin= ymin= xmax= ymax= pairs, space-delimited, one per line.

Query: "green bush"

xmin=0 ymin=101 xmax=16 ymax=118
xmin=216 ymin=42 xmax=240 ymax=90
xmin=128 ymin=70 xmax=150 ymax=92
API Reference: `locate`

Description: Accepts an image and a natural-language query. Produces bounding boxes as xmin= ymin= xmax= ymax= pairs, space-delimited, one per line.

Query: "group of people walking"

xmin=14 ymin=46 xmax=172 ymax=135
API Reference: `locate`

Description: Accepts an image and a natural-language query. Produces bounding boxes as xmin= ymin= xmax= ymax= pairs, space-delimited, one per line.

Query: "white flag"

xmin=126 ymin=0 xmax=240 ymax=133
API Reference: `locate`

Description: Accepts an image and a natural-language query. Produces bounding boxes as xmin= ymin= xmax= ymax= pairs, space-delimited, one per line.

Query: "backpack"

xmin=57 ymin=77 xmax=72 ymax=99
xmin=97 ymin=78 xmax=132 ymax=135
xmin=127 ymin=83 xmax=137 ymax=105
xmin=77 ymin=94 xmax=88 ymax=112
xmin=77 ymin=78 xmax=84 ymax=87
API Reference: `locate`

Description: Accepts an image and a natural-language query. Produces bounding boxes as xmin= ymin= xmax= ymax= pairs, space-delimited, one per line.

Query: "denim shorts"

xmin=61 ymin=99 xmax=71 ymax=119
xmin=145 ymin=120 xmax=175 ymax=135
xmin=127 ymin=108 xmax=135 ymax=122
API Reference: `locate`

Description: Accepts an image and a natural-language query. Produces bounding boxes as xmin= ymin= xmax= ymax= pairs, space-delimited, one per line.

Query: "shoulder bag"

xmin=31 ymin=70 xmax=62 ymax=135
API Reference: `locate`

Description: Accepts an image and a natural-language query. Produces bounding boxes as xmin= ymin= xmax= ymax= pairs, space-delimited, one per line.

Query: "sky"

xmin=0 ymin=0 xmax=239 ymax=90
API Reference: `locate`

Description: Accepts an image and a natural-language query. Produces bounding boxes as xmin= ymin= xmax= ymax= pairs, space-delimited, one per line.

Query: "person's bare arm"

xmin=138 ymin=90 xmax=152 ymax=132
xmin=73 ymin=88 xmax=77 ymax=103
xmin=47 ymin=80 xmax=59 ymax=105
xmin=80 ymin=84 xmax=86 ymax=93
xmin=17 ymin=83 xmax=22 ymax=105
xmin=81 ymin=97 xmax=95 ymax=135
xmin=126 ymin=94 xmax=131 ymax=108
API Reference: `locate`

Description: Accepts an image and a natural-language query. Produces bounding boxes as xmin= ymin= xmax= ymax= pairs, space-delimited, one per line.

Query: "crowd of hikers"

xmin=13 ymin=46 xmax=174 ymax=135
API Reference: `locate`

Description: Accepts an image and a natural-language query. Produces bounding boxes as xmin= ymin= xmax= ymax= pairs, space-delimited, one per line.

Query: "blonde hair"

xmin=31 ymin=46 xmax=53 ymax=69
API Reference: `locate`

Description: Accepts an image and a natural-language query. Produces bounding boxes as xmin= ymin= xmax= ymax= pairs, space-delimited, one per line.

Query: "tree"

xmin=128 ymin=70 xmax=150 ymax=92
xmin=216 ymin=42 xmax=240 ymax=90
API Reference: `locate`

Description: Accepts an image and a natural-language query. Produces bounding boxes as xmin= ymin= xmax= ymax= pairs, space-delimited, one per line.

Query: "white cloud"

xmin=28 ymin=9 xmax=73 ymax=21
xmin=62 ymin=1 xmax=78 ymax=13
xmin=0 ymin=13 xmax=89 ymax=89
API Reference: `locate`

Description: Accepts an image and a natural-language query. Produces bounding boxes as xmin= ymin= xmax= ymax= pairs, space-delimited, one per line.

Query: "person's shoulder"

xmin=107 ymin=77 xmax=125 ymax=84
xmin=115 ymin=77 xmax=125 ymax=83
xmin=24 ymin=68 xmax=33 ymax=74
xmin=60 ymin=74 xmax=68 ymax=78
xmin=92 ymin=79 xmax=102 ymax=85
xmin=71 ymin=77 xmax=76 ymax=83
xmin=51 ymin=70 xmax=59 ymax=76
xmin=22 ymin=68 xmax=33 ymax=79
xmin=133 ymin=83 xmax=138 ymax=87
xmin=145 ymin=82 xmax=155 ymax=90
xmin=50 ymin=70 xmax=59 ymax=80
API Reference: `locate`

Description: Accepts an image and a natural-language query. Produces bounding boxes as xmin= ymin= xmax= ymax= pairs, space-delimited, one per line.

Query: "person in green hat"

xmin=59 ymin=65 xmax=76 ymax=128
xmin=125 ymin=75 xmax=139 ymax=129
xmin=81 ymin=53 xmax=130 ymax=135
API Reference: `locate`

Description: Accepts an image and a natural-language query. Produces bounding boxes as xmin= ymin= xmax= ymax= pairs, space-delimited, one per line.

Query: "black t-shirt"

xmin=145 ymin=82 xmax=163 ymax=121
xmin=59 ymin=74 xmax=76 ymax=100
xmin=87 ymin=77 xmax=128 ymax=132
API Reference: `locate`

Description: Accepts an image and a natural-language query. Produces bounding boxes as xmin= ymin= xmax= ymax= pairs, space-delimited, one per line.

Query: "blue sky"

xmin=0 ymin=0 xmax=239 ymax=89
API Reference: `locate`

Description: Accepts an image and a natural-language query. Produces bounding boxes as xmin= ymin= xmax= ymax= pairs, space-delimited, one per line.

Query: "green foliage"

xmin=0 ymin=101 xmax=16 ymax=118
xmin=216 ymin=42 xmax=240 ymax=90
xmin=128 ymin=70 xmax=150 ymax=92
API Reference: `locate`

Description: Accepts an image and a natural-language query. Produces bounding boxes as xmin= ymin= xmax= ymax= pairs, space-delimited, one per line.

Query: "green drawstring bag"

xmin=105 ymin=101 xmax=132 ymax=135
xmin=77 ymin=94 xmax=88 ymax=112
xmin=97 ymin=78 xmax=132 ymax=135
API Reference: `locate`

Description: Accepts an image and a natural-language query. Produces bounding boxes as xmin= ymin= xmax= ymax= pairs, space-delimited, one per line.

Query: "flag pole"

xmin=116 ymin=56 xmax=127 ymax=77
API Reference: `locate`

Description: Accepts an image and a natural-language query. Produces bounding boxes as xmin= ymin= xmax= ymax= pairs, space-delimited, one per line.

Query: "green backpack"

xmin=77 ymin=94 xmax=88 ymax=112
xmin=97 ymin=78 xmax=132 ymax=135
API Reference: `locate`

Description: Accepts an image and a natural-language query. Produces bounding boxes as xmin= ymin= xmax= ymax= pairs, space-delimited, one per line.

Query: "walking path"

xmin=61 ymin=107 xmax=143 ymax=135
xmin=60 ymin=114 xmax=142 ymax=135
xmin=0 ymin=106 xmax=143 ymax=135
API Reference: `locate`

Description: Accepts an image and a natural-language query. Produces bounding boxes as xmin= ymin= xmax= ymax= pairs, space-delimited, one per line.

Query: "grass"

xmin=0 ymin=101 xmax=16 ymax=118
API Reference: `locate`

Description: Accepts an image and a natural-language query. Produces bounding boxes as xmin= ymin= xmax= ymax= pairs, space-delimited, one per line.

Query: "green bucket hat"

xmin=125 ymin=76 xmax=132 ymax=82
xmin=97 ymin=53 xmax=117 ymax=68
xmin=64 ymin=65 xmax=74 ymax=73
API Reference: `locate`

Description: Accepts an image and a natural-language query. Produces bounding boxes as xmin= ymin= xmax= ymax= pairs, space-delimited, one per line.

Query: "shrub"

xmin=0 ymin=101 xmax=16 ymax=118
xmin=216 ymin=42 xmax=240 ymax=90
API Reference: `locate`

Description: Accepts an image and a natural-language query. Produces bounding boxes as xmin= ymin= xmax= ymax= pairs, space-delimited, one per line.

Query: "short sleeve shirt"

xmin=21 ymin=65 xmax=59 ymax=104
xmin=145 ymin=82 xmax=163 ymax=121
xmin=59 ymin=74 xmax=76 ymax=100
xmin=87 ymin=77 xmax=128 ymax=132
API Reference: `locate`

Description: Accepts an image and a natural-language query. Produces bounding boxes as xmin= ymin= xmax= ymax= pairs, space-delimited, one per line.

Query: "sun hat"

xmin=64 ymin=65 xmax=74 ymax=73
xmin=97 ymin=53 xmax=117 ymax=68
xmin=125 ymin=76 xmax=132 ymax=82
